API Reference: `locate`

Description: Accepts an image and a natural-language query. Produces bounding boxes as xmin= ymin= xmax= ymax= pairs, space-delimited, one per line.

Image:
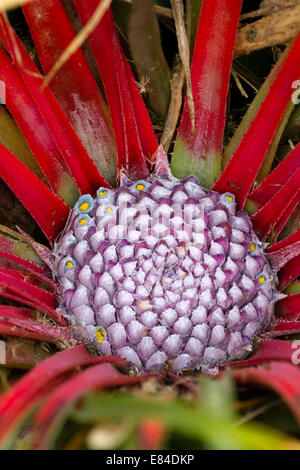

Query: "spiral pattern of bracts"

xmin=54 ymin=173 xmax=279 ymax=373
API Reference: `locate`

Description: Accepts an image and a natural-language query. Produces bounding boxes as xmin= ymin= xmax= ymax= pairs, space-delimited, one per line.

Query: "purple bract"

xmin=54 ymin=170 xmax=279 ymax=374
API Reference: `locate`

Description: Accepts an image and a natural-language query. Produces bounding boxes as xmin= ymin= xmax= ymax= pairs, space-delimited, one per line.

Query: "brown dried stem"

xmin=235 ymin=4 xmax=300 ymax=57
xmin=170 ymin=0 xmax=195 ymax=133
xmin=160 ymin=63 xmax=185 ymax=152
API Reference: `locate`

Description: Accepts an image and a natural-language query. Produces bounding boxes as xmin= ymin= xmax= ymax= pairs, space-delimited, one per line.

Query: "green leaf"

xmin=189 ymin=0 xmax=203 ymax=52
xmin=0 ymin=225 xmax=45 ymax=266
xmin=0 ymin=107 xmax=43 ymax=178
xmin=171 ymin=139 xmax=221 ymax=188
xmin=285 ymin=280 xmax=300 ymax=294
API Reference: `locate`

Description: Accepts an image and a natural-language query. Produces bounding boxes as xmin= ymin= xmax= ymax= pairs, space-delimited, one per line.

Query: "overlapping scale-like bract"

xmin=54 ymin=173 xmax=279 ymax=373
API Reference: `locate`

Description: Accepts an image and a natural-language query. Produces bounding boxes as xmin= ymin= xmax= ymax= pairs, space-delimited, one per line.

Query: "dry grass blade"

xmin=44 ymin=0 xmax=112 ymax=88
xmin=240 ymin=1 xmax=300 ymax=20
xmin=0 ymin=0 xmax=31 ymax=11
xmin=233 ymin=399 xmax=281 ymax=427
xmin=240 ymin=7 xmax=273 ymax=20
xmin=232 ymin=69 xmax=248 ymax=98
xmin=0 ymin=12 xmax=53 ymax=79
xmin=170 ymin=0 xmax=195 ymax=133
xmin=161 ymin=63 xmax=185 ymax=152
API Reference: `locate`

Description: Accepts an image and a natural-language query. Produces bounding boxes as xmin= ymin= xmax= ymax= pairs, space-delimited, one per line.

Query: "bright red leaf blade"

xmin=0 ymin=13 xmax=110 ymax=196
xmin=23 ymin=0 xmax=117 ymax=186
xmin=251 ymin=169 xmax=300 ymax=240
xmin=171 ymin=0 xmax=242 ymax=188
xmin=0 ymin=345 xmax=128 ymax=448
xmin=0 ymin=144 xmax=70 ymax=244
xmin=74 ymin=0 xmax=158 ymax=181
xmin=0 ymin=45 xmax=78 ymax=206
xmin=213 ymin=33 xmax=300 ymax=208
xmin=249 ymin=143 xmax=300 ymax=211
xmin=33 ymin=364 xmax=160 ymax=449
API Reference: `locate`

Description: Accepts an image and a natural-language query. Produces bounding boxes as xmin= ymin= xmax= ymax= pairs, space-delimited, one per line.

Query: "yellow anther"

xmin=95 ymin=326 xmax=106 ymax=343
xmin=225 ymin=195 xmax=234 ymax=202
xmin=250 ymin=242 xmax=256 ymax=252
xmin=99 ymin=190 xmax=107 ymax=197
xmin=66 ymin=261 xmax=73 ymax=269
xmin=96 ymin=331 xmax=104 ymax=343
xmin=106 ymin=207 xmax=113 ymax=213
xmin=79 ymin=202 xmax=90 ymax=212
xmin=79 ymin=218 xmax=88 ymax=226
xmin=136 ymin=184 xmax=145 ymax=191
xmin=258 ymin=275 xmax=266 ymax=284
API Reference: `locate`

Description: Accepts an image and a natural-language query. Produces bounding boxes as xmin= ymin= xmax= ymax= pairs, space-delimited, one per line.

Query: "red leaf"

xmin=74 ymin=0 xmax=158 ymax=181
xmin=213 ymin=33 xmax=300 ymax=208
xmin=0 ymin=376 xmax=69 ymax=449
xmin=268 ymin=228 xmax=300 ymax=252
xmin=267 ymin=229 xmax=300 ymax=288
xmin=0 ymin=345 xmax=128 ymax=448
xmin=233 ymin=362 xmax=300 ymax=425
xmin=23 ymin=0 xmax=117 ymax=186
xmin=0 ymin=144 xmax=70 ymax=244
xmin=0 ymin=267 xmax=66 ymax=325
xmin=270 ymin=319 xmax=300 ymax=336
xmin=251 ymin=169 xmax=300 ymax=240
xmin=270 ymin=192 xmax=300 ymax=242
xmin=228 ymin=339 xmax=295 ymax=367
xmin=0 ymin=250 xmax=54 ymax=287
xmin=0 ymin=268 xmax=54 ymax=306
xmin=0 ymin=290 xmax=64 ymax=325
xmin=276 ymin=293 xmax=300 ymax=320
xmin=266 ymin=243 xmax=300 ymax=274
xmin=0 ymin=306 xmax=35 ymax=320
xmin=0 ymin=266 xmax=36 ymax=283
xmin=249 ymin=143 xmax=300 ymax=210
xmin=0 ymin=46 xmax=77 ymax=205
xmin=0 ymin=14 xmax=110 ymax=195
xmin=171 ymin=0 xmax=242 ymax=187
xmin=33 ymin=363 xmax=159 ymax=449
xmin=0 ymin=317 xmax=72 ymax=342
xmin=278 ymin=255 xmax=300 ymax=291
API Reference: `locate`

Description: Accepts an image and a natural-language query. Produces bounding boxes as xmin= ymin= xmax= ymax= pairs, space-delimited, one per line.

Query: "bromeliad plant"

xmin=1 ymin=0 xmax=300 ymax=449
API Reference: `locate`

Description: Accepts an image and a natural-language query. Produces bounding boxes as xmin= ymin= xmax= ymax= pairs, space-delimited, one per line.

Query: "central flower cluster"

xmin=54 ymin=174 xmax=278 ymax=373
